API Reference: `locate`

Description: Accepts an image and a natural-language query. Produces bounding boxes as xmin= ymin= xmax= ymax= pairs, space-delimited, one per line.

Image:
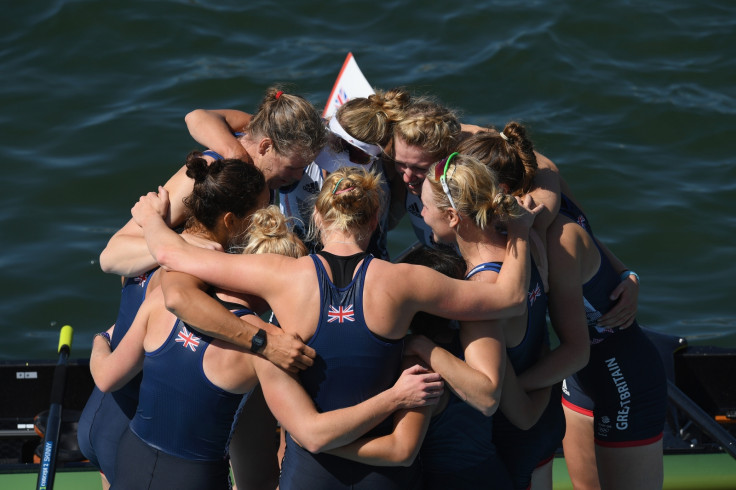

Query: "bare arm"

xmin=530 ymin=151 xmax=562 ymax=238
xmin=185 ymin=109 xmax=251 ymax=160
xmin=132 ymin=187 xmax=296 ymax=301
xmin=595 ymin=239 xmax=639 ymax=328
xmin=405 ymin=321 xmax=505 ymax=417
xmin=403 ymin=196 xmax=542 ymax=322
xmin=557 ymin=174 xmax=638 ymax=328
xmin=499 ymin=357 xmax=552 ymax=430
xmin=99 ymin=165 xmax=221 ymax=276
xmin=161 ymin=270 xmax=316 ymax=373
xmin=255 ymin=359 xmax=442 ymax=453
xmin=90 ymin=292 xmax=155 ymax=391
xmin=518 ymin=218 xmax=590 ymax=391
xmin=323 ymin=407 xmax=432 ymax=466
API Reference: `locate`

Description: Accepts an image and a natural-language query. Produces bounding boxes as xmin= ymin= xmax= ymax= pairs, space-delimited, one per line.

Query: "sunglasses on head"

xmin=435 ymin=152 xmax=460 ymax=209
xmin=337 ymin=137 xmax=378 ymax=166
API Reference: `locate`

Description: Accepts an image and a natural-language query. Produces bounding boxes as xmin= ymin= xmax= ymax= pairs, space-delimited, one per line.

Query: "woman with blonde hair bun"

xmin=241 ymin=205 xmax=308 ymax=258
xmin=462 ymin=122 xmax=665 ymax=490
xmin=131 ymin=165 xmax=541 ymax=490
xmin=187 ymin=87 xmax=413 ymax=259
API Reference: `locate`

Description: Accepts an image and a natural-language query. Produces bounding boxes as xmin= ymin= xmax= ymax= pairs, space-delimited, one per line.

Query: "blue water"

xmin=1 ymin=0 xmax=735 ymax=359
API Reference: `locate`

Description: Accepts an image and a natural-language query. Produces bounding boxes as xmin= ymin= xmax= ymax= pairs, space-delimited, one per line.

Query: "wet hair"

xmin=426 ymin=153 xmax=523 ymax=230
xmin=246 ymin=86 xmax=328 ymax=163
xmin=392 ymin=98 xmax=462 ymax=160
xmin=336 ymin=88 xmax=412 ymax=147
xmin=182 ymin=151 xmax=266 ymax=231
xmin=401 ymin=248 xmax=465 ymax=338
xmin=457 ymin=122 xmax=538 ymax=195
xmin=240 ymin=205 xmax=307 ymax=258
xmin=309 ymin=167 xmax=384 ymax=244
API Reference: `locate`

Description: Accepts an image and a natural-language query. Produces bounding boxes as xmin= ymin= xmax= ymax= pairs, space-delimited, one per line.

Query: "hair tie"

xmin=334 ymin=186 xmax=355 ymax=195
xmin=275 ymin=90 xmax=284 ymax=100
xmin=332 ymin=178 xmax=344 ymax=194
xmin=499 ymin=131 xmax=509 ymax=142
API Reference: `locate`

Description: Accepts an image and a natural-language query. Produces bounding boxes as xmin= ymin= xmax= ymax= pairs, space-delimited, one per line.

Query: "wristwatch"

xmin=250 ymin=328 xmax=267 ymax=353
xmin=95 ymin=331 xmax=111 ymax=346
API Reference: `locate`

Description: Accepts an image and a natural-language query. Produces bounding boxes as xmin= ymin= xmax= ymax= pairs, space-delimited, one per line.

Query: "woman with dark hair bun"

xmin=78 ymin=156 xmax=268 ymax=488
xmin=185 ymin=87 xmax=413 ymax=259
xmin=100 ymin=86 xmax=327 ymax=277
xmin=98 ymin=87 xmax=323 ymax=373
xmin=131 ymin=165 xmax=541 ymax=490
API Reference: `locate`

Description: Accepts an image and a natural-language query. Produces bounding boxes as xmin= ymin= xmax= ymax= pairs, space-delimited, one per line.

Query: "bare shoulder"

xmin=534 ymin=151 xmax=559 ymax=173
xmin=547 ymin=215 xmax=583 ymax=255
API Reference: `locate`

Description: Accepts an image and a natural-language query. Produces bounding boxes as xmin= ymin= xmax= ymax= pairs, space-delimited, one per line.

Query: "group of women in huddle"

xmin=78 ymin=85 xmax=667 ymax=490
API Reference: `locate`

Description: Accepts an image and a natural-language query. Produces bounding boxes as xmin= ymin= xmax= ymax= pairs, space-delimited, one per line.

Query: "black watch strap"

xmin=250 ymin=328 xmax=267 ymax=353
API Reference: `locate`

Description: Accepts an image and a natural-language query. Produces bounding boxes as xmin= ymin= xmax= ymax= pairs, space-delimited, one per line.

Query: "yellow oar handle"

xmin=58 ymin=325 xmax=73 ymax=353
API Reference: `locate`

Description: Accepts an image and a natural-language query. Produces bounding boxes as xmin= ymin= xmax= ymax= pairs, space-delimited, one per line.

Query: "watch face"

xmin=251 ymin=329 xmax=266 ymax=352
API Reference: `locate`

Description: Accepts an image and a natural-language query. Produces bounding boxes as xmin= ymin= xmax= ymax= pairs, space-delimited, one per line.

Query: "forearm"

xmin=500 ymin=359 xmax=551 ymax=430
xmin=99 ymin=222 xmax=158 ymax=276
xmin=517 ymin=339 xmax=588 ymax=392
xmin=495 ymin=229 xmax=531 ymax=316
xmin=90 ymin=335 xmax=114 ymax=389
xmin=324 ymin=409 xmax=431 ymax=466
xmin=259 ymin=362 xmax=406 ymax=453
xmin=185 ymin=109 xmax=248 ymax=159
xmin=164 ymin=280 xmax=261 ymax=350
xmin=90 ymin=335 xmax=142 ymax=392
xmin=414 ymin=339 xmax=499 ymax=416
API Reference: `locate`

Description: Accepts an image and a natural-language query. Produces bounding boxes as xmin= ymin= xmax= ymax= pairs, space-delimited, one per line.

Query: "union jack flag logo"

xmin=135 ymin=273 xmax=148 ymax=288
xmin=334 ymin=87 xmax=349 ymax=108
xmin=528 ymin=283 xmax=542 ymax=306
xmin=175 ymin=325 xmax=201 ymax=352
xmin=327 ymin=304 xmax=355 ymax=323
xmin=577 ymin=215 xmax=587 ymax=228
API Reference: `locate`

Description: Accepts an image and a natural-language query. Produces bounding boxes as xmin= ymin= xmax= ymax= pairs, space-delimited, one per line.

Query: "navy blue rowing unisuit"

xmin=77 ymin=268 xmax=157 ymax=482
xmin=279 ymin=253 xmax=419 ymax=490
xmin=130 ymin=314 xmax=250 ymax=461
xmin=558 ymin=195 xmax=667 ymax=446
xmin=420 ymin=333 xmax=512 ymax=490
xmin=466 ymin=261 xmax=565 ymax=489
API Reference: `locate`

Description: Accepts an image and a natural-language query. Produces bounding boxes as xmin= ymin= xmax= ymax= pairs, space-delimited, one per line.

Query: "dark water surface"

xmin=2 ymin=0 xmax=735 ymax=359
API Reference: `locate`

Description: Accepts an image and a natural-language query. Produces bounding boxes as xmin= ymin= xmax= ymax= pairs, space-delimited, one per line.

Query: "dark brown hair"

xmin=183 ymin=151 xmax=266 ymax=230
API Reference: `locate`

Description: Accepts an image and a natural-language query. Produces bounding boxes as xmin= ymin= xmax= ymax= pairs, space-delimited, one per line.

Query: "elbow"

xmin=390 ymin=442 xmax=421 ymax=467
xmin=163 ymin=281 xmax=189 ymax=317
xmin=501 ymin=292 xmax=527 ymax=319
xmin=479 ymin=400 xmax=499 ymax=418
xmin=99 ymin=249 xmax=114 ymax=274
xmin=477 ymin=392 xmax=501 ymax=417
xmin=95 ymin=379 xmax=115 ymax=393
xmin=184 ymin=109 xmax=205 ymax=128
xmin=513 ymin=416 xmax=536 ymax=431
xmin=91 ymin=368 xmax=115 ymax=393
xmin=297 ymin=435 xmax=329 ymax=455
xmin=514 ymin=420 xmax=536 ymax=430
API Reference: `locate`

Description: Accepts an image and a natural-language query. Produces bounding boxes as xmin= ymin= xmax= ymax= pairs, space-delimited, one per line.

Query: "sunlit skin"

xmin=391 ymin=137 xmax=436 ymax=196
xmin=262 ymin=153 xmax=309 ymax=189
xmin=420 ymin=182 xmax=455 ymax=244
xmin=241 ymin=137 xmax=311 ymax=190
